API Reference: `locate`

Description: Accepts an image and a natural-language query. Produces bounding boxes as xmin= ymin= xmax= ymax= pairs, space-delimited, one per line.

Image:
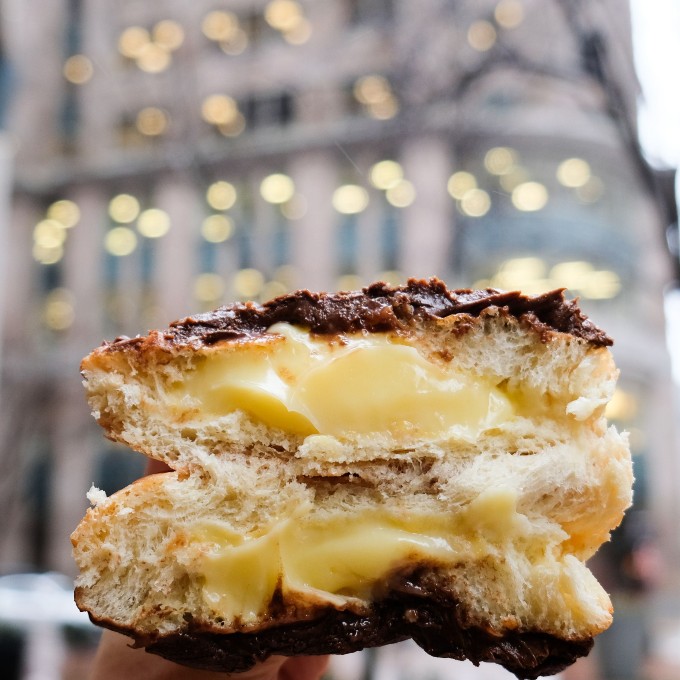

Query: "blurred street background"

xmin=0 ymin=1 xmax=679 ymax=679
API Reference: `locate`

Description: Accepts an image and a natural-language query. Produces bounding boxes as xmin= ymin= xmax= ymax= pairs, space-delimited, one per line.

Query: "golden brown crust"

xmin=74 ymin=279 xmax=625 ymax=679
xmin=76 ymin=569 xmax=594 ymax=680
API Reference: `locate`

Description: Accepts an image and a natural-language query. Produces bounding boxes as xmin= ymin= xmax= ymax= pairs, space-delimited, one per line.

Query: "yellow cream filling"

xmin=190 ymin=488 xmax=554 ymax=624
xmin=174 ymin=323 xmax=515 ymax=437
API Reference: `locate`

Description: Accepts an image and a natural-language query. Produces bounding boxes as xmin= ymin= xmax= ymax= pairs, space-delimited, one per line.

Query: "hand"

xmin=90 ymin=630 xmax=330 ymax=680
xmin=88 ymin=459 xmax=330 ymax=679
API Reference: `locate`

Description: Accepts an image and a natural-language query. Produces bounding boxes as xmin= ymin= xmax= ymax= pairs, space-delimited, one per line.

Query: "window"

xmin=243 ymin=92 xmax=294 ymax=129
xmin=347 ymin=0 xmax=394 ymax=25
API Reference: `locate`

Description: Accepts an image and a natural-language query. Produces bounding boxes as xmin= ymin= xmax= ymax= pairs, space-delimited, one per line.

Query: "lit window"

xmin=580 ymin=270 xmax=621 ymax=300
xmin=459 ymin=188 xmax=491 ymax=217
xmin=447 ymin=171 xmax=477 ymax=200
xmin=201 ymin=94 xmax=240 ymax=126
xmin=280 ymin=195 xmax=307 ymax=220
xmin=47 ymin=200 xmax=80 ymax=228
xmin=34 ymin=219 xmax=67 ymax=249
xmin=261 ymin=280 xmax=289 ymax=301
xmin=137 ymin=209 xmax=170 ymax=238
xmin=468 ymin=21 xmax=497 ymax=51
xmin=33 ymin=243 xmax=64 ymax=265
xmin=118 ymin=27 xmax=151 ymax=59
xmin=136 ymin=107 xmax=169 ymax=136
xmin=511 ymin=182 xmax=548 ymax=211
xmin=152 ymin=20 xmax=185 ymax=51
xmin=370 ymin=160 xmax=403 ymax=190
xmin=43 ymin=288 xmax=75 ymax=331
xmin=491 ymin=257 xmax=550 ymax=294
xmin=105 ymin=226 xmax=138 ymax=256
xmin=233 ymin=268 xmax=265 ymax=298
xmin=550 ymin=261 xmax=594 ymax=290
xmin=499 ymin=165 xmax=529 ymax=192
xmin=556 ymin=158 xmax=591 ymax=188
xmin=283 ymin=17 xmax=312 ymax=45
xmin=605 ymin=388 xmax=638 ymax=421
xmin=136 ymin=43 xmax=171 ymax=73
xmin=109 ymin=194 xmax=140 ymax=223
xmin=194 ymin=273 xmax=225 ymax=302
xmin=63 ymin=55 xmax=93 ymax=84
xmin=265 ymin=0 xmax=303 ymax=31
xmin=332 ymin=185 xmax=370 ymax=214
xmin=260 ymin=174 xmax=295 ymax=204
xmin=202 ymin=11 xmax=240 ymax=42
xmin=495 ymin=0 xmax=524 ymax=29
xmin=352 ymin=75 xmax=399 ymax=120
xmin=206 ymin=181 xmax=238 ymax=210
xmin=484 ymin=147 xmax=517 ymax=175
xmin=337 ymin=274 xmax=364 ymax=291
xmin=201 ymin=215 xmax=234 ymax=243
xmin=385 ymin=180 xmax=416 ymax=208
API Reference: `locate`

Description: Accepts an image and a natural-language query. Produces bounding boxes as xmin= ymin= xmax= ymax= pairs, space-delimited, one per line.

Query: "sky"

xmin=630 ymin=0 xmax=680 ymax=382
xmin=630 ymin=0 xmax=680 ymax=170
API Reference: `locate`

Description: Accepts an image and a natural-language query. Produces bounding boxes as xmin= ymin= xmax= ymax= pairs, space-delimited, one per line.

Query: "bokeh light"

xmin=556 ymin=158 xmax=591 ymax=187
xmin=385 ymin=180 xmax=416 ymax=208
xmin=46 ymin=200 xmax=80 ymax=228
xmin=136 ymin=43 xmax=171 ymax=73
xmin=283 ymin=18 xmax=312 ymax=45
xmin=118 ymin=27 xmax=150 ymax=59
xmin=202 ymin=11 xmax=239 ymax=42
xmin=136 ymin=107 xmax=169 ymax=136
xmin=152 ymin=20 xmax=185 ymax=51
xmin=43 ymin=288 xmax=75 ymax=331
xmin=260 ymin=174 xmax=295 ymax=204
xmin=201 ymin=215 xmax=234 ymax=243
xmin=511 ymin=181 xmax=548 ymax=211
xmin=233 ymin=268 xmax=265 ymax=298
xmin=34 ymin=220 xmax=67 ymax=249
xmin=109 ymin=194 xmax=140 ymax=223
xmin=194 ymin=273 xmax=225 ymax=302
xmin=494 ymin=0 xmax=525 ymax=29
xmin=484 ymin=147 xmax=517 ymax=175
xmin=447 ymin=171 xmax=477 ymax=199
xmin=105 ymin=226 xmax=138 ymax=256
xmin=265 ymin=0 xmax=303 ymax=31
xmin=468 ymin=21 xmax=497 ymax=51
xmin=460 ymin=188 xmax=491 ymax=217
xmin=332 ymin=185 xmax=370 ymax=214
xmin=206 ymin=181 xmax=238 ymax=210
xmin=280 ymin=195 xmax=308 ymax=220
xmin=370 ymin=160 xmax=403 ymax=190
xmin=201 ymin=95 xmax=239 ymax=125
xmin=63 ymin=55 xmax=93 ymax=84
xmin=137 ymin=209 xmax=170 ymax=238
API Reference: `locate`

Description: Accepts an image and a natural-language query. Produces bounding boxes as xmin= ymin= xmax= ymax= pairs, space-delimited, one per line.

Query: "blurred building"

xmin=0 ymin=0 xmax=676 ymax=634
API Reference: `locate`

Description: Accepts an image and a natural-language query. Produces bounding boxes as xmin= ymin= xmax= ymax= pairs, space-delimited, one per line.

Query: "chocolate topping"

xmin=110 ymin=278 xmax=610 ymax=349
xmin=126 ymin=569 xmax=592 ymax=679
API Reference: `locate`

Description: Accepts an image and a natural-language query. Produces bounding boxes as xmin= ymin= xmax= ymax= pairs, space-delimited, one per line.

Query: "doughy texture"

xmin=72 ymin=280 xmax=632 ymax=678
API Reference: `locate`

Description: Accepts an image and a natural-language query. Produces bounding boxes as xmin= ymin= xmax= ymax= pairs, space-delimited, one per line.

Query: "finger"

xmin=91 ymin=631 xmax=292 ymax=680
xmin=279 ymin=655 xmax=330 ymax=680
xmin=144 ymin=458 xmax=173 ymax=475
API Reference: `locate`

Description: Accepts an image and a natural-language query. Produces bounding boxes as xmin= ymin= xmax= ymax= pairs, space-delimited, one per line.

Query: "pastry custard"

xmin=72 ymin=279 xmax=632 ymax=679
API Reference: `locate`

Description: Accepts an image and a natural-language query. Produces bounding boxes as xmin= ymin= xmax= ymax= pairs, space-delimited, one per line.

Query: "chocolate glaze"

xmin=107 ymin=278 xmax=611 ymax=349
xmin=135 ymin=569 xmax=592 ymax=679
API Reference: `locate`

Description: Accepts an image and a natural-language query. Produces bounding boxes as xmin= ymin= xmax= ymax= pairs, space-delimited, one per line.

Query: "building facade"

xmin=0 ymin=0 xmax=676 ymax=601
